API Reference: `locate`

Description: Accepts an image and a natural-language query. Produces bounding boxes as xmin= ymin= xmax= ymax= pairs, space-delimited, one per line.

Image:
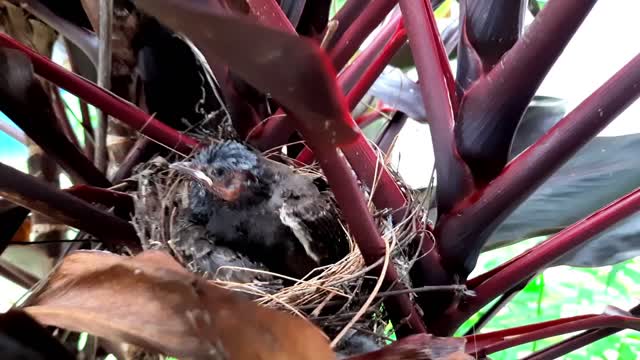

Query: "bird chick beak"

xmin=170 ymin=162 xmax=245 ymax=202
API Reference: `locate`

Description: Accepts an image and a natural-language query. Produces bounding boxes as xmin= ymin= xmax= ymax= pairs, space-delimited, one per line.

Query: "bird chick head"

xmin=171 ymin=141 xmax=264 ymax=202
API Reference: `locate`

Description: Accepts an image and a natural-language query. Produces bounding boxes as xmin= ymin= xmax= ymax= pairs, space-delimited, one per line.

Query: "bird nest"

xmin=129 ymin=145 xmax=434 ymax=351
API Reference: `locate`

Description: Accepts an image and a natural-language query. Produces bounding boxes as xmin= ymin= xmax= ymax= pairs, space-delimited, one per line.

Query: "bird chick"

xmin=171 ymin=141 xmax=349 ymax=279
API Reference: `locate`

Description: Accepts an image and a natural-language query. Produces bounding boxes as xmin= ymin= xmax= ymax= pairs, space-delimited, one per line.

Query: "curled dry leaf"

xmin=24 ymin=250 xmax=335 ymax=359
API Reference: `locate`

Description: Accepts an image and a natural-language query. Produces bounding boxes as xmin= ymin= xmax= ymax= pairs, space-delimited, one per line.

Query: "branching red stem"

xmin=522 ymin=305 xmax=640 ymax=360
xmin=466 ymin=313 xmax=640 ymax=356
xmin=344 ymin=17 xmax=406 ymax=110
xmin=330 ymin=0 xmax=398 ymax=71
xmin=436 ymin=52 xmax=640 ymax=278
xmin=323 ymin=0 xmax=369 ymax=52
xmin=398 ymin=0 xmax=472 ymax=214
xmin=448 ymin=186 xmax=640 ymax=331
xmin=309 ymin=137 xmax=426 ymax=335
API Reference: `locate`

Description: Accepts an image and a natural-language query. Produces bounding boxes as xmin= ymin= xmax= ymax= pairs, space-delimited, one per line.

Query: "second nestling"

xmin=171 ymin=141 xmax=350 ymax=279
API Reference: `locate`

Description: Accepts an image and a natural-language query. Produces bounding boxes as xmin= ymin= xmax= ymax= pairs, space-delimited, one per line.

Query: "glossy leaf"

xmin=24 ymin=250 xmax=335 ymax=359
xmin=488 ymin=134 xmax=640 ymax=267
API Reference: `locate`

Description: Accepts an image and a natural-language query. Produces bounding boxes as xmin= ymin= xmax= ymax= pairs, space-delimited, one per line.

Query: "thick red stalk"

xmin=342 ymin=134 xmax=406 ymax=211
xmin=309 ymin=138 xmax=426 ymax=335
xmin=330 ymin=0 xmax=398 ymax=71
xmin=355 ymin=106 xmax=393 ymax=127
xmin=445 ymin=186 xmax=640 ymax=331
xmin=523 ymin=305 xmax=640 ymax=360
xmin=466 ymin=313 xmax=640 ymax=356
xmin=340 ymin=13 xmax=403 ymax=99
xmin=297 ymin=124 xmax=408 ymax=215
xmin=436 ymin=52 xmax=640 ymax=277
xmin=345 ymin=20 xmax=406 ymax=110
xmin=0 ymin=33 xmax=199 ymax=154
xmin=398 ymin=0 xmax=472 ymax=214
xmin=455 ymin=0 xmax=596 ymax=183
xmin=252 ymin=1 xmax=401 ymax=151
xmin=295 ymin=17 xmax=405 ymax=163
xmin=323 ymin=0 xmax=370 ymax=52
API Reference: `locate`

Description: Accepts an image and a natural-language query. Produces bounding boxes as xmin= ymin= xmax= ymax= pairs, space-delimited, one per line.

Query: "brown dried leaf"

xmin=24 ymin=250 xmax=336 ymax=359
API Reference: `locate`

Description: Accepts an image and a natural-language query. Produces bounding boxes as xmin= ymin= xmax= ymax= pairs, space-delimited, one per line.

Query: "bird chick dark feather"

xmin=172 ymin=141 xmax=349 ymax=279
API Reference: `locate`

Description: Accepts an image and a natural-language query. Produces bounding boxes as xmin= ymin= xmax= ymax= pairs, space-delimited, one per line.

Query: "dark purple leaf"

xmin=488 ymin=134 xmax=640 ymax=267
xmin=455 ymin=0 xmax=526 ymax=95
xmin=508 ymin=96 xmax=568 ymax=157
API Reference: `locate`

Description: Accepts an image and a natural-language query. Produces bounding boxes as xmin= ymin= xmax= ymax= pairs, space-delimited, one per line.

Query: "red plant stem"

xmin=248 ymin=108 xmax=293 ymax=150
xmin=296 ymin=118 xmax=408 ymax=215
xmin=436 ymin=52 xmax=640 ymax=278
xmin=355 ymin=106 xmax=394 ymax=127
xmin=323 ymin=0 xmax=370 ymax=52
xmin=455 ymin=0 xmax=596 ymax=183
xmin=523 ymin=305 xmax=640 ymax=360
xmin=296 ymin=20 xmax=406 ymax=163
xmin=464 ymin=274 xmax=534 ymax=336
xmin=345 ymin=20 xmax=406 ymax=110
xmin=309 ymin=138 xmax=426 ymax=335
xmin=447 ymin=186 xmax=640 ymax=331
xmin=295 ymin=145 xmax=314 ymax=164
xmin=375 ymin=111 xmax=406 ymax=154
xmin=330 ymin=0 xmax=398 ymax=71
xmin=0 ymin=33 xmax=199 ymax=154
xmin=340 ymin=12 xmax=403 ymax=97
xmin=252 ymin=3 xmax=401 ymax=151
xmin=466 ymin=314 xmax=640 ymax=356
xmin=398 ymin=0 xmax=472 ymax=214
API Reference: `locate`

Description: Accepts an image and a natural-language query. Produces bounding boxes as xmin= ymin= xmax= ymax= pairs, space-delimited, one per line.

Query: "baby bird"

xmin=171 ymin=141 xmax=349 ymax=279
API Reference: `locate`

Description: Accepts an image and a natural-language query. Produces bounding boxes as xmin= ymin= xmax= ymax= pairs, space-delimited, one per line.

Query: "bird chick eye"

xmin=214 ymin=168 xmax=224 ymax=177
